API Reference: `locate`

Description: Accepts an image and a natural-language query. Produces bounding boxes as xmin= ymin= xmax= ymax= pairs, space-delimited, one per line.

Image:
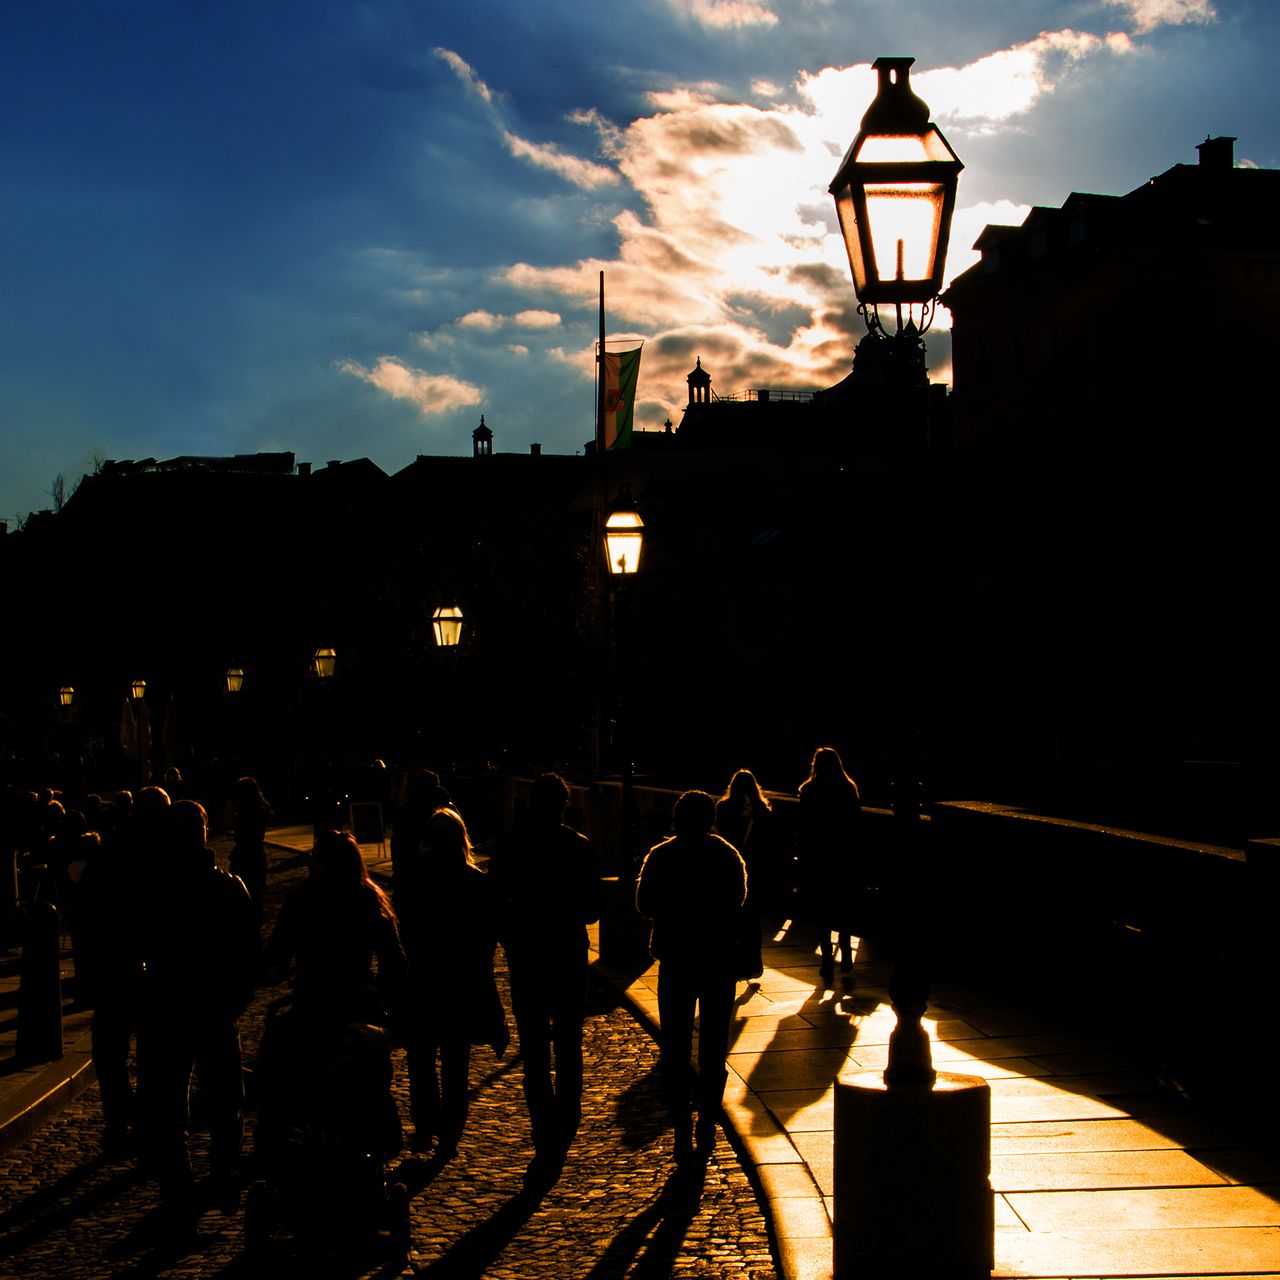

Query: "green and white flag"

xmin=601 ymin=341 xmax=643 ymax=450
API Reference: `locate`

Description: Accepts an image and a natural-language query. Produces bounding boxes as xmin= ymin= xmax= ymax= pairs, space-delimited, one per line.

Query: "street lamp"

xmin=226 ymin=665 xmax=245 ymax=694
xmin=58 ymin=686 xmax=74 ymax=709
xmin=829 ymin=57 xmax=963 ymax=351
xmin=131 ymin=678 xmax=147 ymax=701
xmin=312 ymin=647 xmax=336 ymax=679
xmin=604 ymin=492 xmax=645 ymax=576
xmin=828 ymin=57 xmax=990 ymax=1280
xmin=432 ymin=605 xmax=464 ymax=648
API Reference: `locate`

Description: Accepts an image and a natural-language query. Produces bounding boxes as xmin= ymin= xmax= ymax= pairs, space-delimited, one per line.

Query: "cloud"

xmin=665 ymin=0 xmax=779 ymax=28
xmin=1103 ymin=0 xmax=1217 ymax=33
xmin=513 ymin=310 xmax=560 ymax=328
xmin=454 ymin=309 xmax=561 ymax=332
xmin=419 ymin=30 xmax=1152 ymax=425
xmin=800 ymin=31 xmax=1135 ymax=138
xmin=500 ymin=131 xmax=619 ymax=189
xmin=336 ymin=357 xmax=483 ymax=416
xmin=435 ymin=47 xmax=618 ymax=191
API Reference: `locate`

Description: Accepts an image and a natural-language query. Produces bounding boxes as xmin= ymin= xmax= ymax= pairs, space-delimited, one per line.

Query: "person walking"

xmin=796 ymin=746 xmax=864 ymax=987
xmin=715 ymin=768 xmax=778 ymax=981
xmin=395 ymin=806 xmax=507 ymax=1159
xmin=135 ymin=800 xmax=258 ymax=1223
xmin=490 ymin=773 xmax=600 ymax=1180
xmin=636 ymin=790 xmax=746 ymax=1163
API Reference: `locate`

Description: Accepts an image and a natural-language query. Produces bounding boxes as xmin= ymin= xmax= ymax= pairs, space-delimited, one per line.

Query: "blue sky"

xmin=2 ymin=0 xmax=1277 ymax=523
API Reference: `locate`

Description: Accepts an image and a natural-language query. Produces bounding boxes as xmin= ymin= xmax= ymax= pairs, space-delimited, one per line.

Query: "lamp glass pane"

xmin=313 ymin=648 xmax=336 ymax=678
xmin=864 ymin=182 xmax=945 ymax=285
xmin=856 ymin=131 xmax=954 ymax=163
xmin=604 ymin=510 xmax=644 ymax=575
xmin=433 ymin=607 xmax=463 ymax=647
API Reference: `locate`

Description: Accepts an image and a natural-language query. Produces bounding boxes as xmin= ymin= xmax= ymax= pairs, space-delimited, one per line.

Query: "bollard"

xmin=16 ymin=901 xmax=64 ymax=1065
xmin=834 ymin=1069 xmax=993 ymax=1279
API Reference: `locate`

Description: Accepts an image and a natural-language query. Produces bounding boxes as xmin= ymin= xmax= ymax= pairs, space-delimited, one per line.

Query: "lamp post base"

xmin=834 ymin=1070 xmax=993 ymax=1280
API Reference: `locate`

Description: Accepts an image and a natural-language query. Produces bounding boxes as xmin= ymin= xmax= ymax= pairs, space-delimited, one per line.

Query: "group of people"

xmin=5 ymin=744 xmax=871 ymax=1213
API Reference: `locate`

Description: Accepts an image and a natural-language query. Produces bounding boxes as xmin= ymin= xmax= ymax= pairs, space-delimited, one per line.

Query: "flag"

xmin=601 ymin=342 xmax=642 ymax=450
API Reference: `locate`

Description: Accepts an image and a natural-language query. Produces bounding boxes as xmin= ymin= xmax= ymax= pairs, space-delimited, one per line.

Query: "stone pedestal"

xmin=834 ymin=1070 xmax=993 ymax=1280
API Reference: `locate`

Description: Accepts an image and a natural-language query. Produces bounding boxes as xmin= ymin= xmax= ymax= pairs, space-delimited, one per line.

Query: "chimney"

xmin=530 ymin=442 xmax=541 ymax=456
xmin=1196 ymin=135 xmax=1236 ymax=170
xmin=297 ymin=461 xmax=312 ymax=477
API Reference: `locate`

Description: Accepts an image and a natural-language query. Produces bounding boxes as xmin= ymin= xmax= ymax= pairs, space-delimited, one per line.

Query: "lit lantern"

xmin=312 ymin=647 xmax=336 ymax=679
xmin=131 ymin=678 xmax=147 ymax=701
xmin=432 ymin=605 xmax=464 ymax=648
xmin=226 ymin=665 xmax=245 ymax=694
xmin=58 ymin=686 xmax=74 ymax=708
xmin=829 ymin=57 xmax=963 ymax=326
xmin=604 ymin=497 xmax=644 ymax=576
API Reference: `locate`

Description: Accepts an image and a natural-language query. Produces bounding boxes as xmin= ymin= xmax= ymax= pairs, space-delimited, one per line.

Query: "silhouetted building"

xmin=940 ymin=136 xmax=1280 ymax=831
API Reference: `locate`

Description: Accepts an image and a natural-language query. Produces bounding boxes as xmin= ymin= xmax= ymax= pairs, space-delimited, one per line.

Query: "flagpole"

xmin=596 ymin=270 xmax=606 ymax=456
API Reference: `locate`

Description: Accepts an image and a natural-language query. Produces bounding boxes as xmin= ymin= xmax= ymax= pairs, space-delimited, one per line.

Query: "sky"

xmin=2 ymin=0 xmax=1278 ymax=524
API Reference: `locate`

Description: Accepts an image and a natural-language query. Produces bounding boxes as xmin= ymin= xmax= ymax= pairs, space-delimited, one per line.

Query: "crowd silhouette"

xmin=0 ymin=744 xmax=875 ymax=1250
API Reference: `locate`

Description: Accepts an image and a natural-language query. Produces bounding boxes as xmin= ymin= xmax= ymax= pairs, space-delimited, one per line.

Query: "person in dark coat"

xmin=395 ymin=806 xmax=507 ymax=1159
xmin=715 ymin=768 xmax=778 ymax=980
xmin=135 ymin=800 xmax=258 ymax=1219
xmin=229 ymin=776 xmax=272 ymax=932
xmin=636 ymin=790 xmax=746 ymax=1163
xmin=490 ymin=773 xmax=600 ymax=1177
xmin=259 ymin=828 xmax=406 ymax=1163
xmin=796 ymin=746 xmax=864 ymax=987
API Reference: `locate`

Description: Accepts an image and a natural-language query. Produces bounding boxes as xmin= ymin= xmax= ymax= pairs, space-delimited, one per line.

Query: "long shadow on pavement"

xmin=581 ymin=1164 xmax=707 ymax=1279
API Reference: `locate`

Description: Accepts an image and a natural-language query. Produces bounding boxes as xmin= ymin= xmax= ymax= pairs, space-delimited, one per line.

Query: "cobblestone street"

xmin=0 ymin=841 xmax=778 ymax=1279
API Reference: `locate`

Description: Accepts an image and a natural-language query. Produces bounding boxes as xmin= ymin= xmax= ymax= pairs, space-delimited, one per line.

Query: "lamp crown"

xmin=861 ymin=57 xmax=931 ymax=134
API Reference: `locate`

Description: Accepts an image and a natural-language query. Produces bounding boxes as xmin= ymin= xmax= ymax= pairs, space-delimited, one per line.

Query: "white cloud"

xmin=513 ymin=310 xmax=561 ymax=328
xmin=435 ymin=48 xmax=619 ymax=191
xmin=800 ymin=32 xmax=1135 ymax=138
xmin=457 ymin=310 xmax=502 ymax=331
xmin=336 ymin=357 xmax=483 ymax=416
xmin=501 ymin=131 xmax=619 ymax=189
xmin=1104 ymin=0 xmax=1217 ymax=33
xmin=665 ymin=0 xmax=778 ymax=28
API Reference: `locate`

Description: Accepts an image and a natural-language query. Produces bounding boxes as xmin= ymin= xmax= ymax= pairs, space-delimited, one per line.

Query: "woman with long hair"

xmin=715 ymin=769 xmax=776 ymax=980
xmin=395 ymin=807 xmax=507 ymax=1158
xmin=797 ymin=747 xmax=864 ymax=987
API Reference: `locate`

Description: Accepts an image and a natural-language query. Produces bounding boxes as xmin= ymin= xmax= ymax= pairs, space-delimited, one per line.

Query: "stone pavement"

xmin=2 ymin=822 xmax=1278 ymax=1279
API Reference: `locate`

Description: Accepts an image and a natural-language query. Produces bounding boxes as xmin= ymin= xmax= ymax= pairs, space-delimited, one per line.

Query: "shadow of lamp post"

xmin=827 ymin=57 xmax=993 ymax=1280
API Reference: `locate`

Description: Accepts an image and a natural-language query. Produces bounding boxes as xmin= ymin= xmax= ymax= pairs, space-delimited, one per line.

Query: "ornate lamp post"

xmin=311 ymin=647 xmax=336 ymax=680
xmin=828 ymin=57 xmax=991 ymax=1280
xmin=57 ymin=686 xmax=74 ymax=710
xmin=225 ymin=665 xmax=245 ymax=695
xmin=432 ymin=605 xmax=464 ymax=649
xmin=829 ymin=56 xmax=963 ymax=384
xmin=130 ymin=678 xmax=147 ymax=702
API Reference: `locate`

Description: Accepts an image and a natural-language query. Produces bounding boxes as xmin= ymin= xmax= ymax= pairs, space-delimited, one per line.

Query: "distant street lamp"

xmin=829 ymin=56 xmax=963 ymax=371
xmin=604 ymin=491 xmax=645 ymax=576
xmin=225 ymin=665 xmax=245 ymax=694
xmin=131 ymin=678 xmax=147 ymax=701
xmin=58 ymin=686 xmax=74 ymax=709
xmin=312 ymin=647 xmax=336 ymax=679
xmin=432 ymin=605 xmax=464 ymax=648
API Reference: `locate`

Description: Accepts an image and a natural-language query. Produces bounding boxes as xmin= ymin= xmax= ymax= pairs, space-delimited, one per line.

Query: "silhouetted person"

xmin=390 ymin=768 xmax=453 ymax=885
xmin=259 ymin=829 xmax=406 ymax=1163
xmin=490 ymin=773 xmax=600 ymax=1178
xmin=229 ymin=776 xmax=272 ymax=930
xmin=797 ymin=747 xmax=864 ymax=987
xmin=715 ymin=769 xmax=778 ymax=980
xmin=135 ymin=800 xmax=257 ymax=1221
xmin=395 ymin=807 xmax=507 ymax=1158
xmin=76 ymin=826 xmax=143 ymax=1153
xmin=636 ymin=790 xmax=746 ymax=1163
